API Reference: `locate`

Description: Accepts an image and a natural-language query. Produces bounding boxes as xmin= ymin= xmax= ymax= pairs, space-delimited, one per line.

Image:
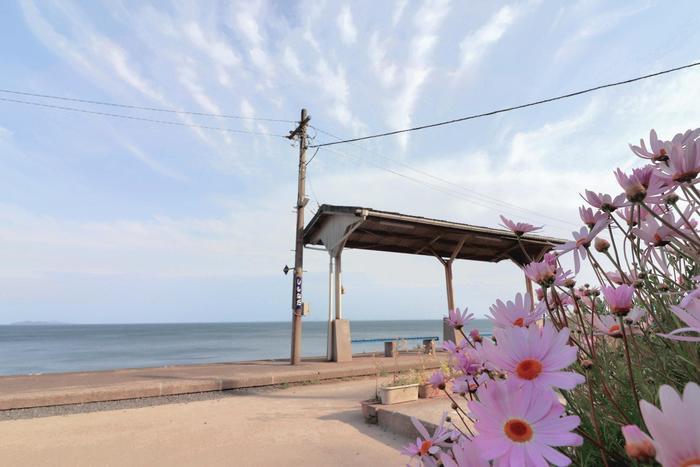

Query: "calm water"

xmin=0 ymin=320 xmax=492 ymax=376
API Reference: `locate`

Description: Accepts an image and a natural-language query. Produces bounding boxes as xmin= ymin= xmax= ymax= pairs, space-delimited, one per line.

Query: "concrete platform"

xmin=364 ymin=395 xmax=473 ymax=440
xmin=0 ymin=352 xmax=444 ymax=410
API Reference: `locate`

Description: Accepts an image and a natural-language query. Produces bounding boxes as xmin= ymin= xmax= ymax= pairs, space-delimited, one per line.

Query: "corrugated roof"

xmin=303 ymin=204 xmax=564 ymax=265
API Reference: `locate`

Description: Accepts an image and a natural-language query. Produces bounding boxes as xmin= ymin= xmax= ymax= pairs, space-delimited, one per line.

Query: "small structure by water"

xmin=303 ymin=204 xmax=563 ymax=361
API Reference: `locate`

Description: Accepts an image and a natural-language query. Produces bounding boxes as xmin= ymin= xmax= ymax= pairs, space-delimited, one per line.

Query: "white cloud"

xmin=554 ymin=3 xmax=651 ymax=61
xmin=183 ymin=21 xmax=240 ymax=68
xmin=392 ymin=0 xmax=408 ymax=27
xmin=337 ymin=5 xmax=357 ymax=45
xmin=92 ymin=38 xmax=164 ymax=101
xmin=123 ymin=143 xmax=189 ymax=182
xmin=282 ymin=46 xmax=303 ymax=78
xmin=457 ymin=5 xmax=518 ymax=72
xmin=368 ymin=33 xmax=397 ymax=86
xmin=240 ymin=98 xmax=255 ymax=131
xmin=315 ymin=58 xmax=353 ymax=126
xmin=388 ymin=0 xmax=450 ymax=149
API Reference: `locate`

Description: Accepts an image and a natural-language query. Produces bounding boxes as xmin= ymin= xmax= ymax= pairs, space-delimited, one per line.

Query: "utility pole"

xmin=288 ymin=108 xmax=310 ymax=365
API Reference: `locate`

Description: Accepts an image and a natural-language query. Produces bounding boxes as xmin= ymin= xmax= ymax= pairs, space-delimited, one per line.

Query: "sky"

xmin=1 ymin=0 xmax=699 ymax=324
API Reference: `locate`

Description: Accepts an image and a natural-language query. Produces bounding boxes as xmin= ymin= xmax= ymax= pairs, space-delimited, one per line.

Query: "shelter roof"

xmin=303 ymin=204 xmax=565 ymax=266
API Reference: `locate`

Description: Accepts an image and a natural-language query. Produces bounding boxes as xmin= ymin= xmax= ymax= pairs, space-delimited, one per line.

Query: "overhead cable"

xmin=0 ymin=88 xmax=296 ymax=123
xmin=309 ymin=61 xmax=700 ymax=148
xmin=0 ymin=97 xmax=288 ymax=138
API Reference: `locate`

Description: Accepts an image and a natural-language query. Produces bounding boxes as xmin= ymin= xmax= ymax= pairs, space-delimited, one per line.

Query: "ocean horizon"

xmin=0 ymin=319 xmax=492 ymax=376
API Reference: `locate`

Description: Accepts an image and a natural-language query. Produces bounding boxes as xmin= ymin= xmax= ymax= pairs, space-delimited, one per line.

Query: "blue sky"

xmin=1 ymin=0 xmax=699 ymax=324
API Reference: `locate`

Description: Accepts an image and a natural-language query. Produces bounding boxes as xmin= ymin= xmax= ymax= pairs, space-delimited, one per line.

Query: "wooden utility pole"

xmin=288 ymin=108 xmax=310 ymax=365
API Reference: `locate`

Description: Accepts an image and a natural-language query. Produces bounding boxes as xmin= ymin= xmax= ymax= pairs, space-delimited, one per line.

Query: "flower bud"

xmin=664 ymin=193 xmax=680 ymax=206
xmin=581 ymin=359 xmax=594 ymax=370
xmin=622 ymin=425 xmax=656 ymax=462
xmin=594 ymin=237 xmax=610 ymax=253
xmin=564 ymin=278 xmax=576 ymax=288
xmin=469 ymin=329 xmax=483 ymax=343
xmin=451 ymin=402 xmax=458 ymax=410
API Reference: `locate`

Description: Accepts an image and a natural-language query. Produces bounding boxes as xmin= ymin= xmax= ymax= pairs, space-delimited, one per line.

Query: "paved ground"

xmin=0 ymin=352 xmax=444 ymax=410
xmin=0 ymin=378 xmax=408 ymax=467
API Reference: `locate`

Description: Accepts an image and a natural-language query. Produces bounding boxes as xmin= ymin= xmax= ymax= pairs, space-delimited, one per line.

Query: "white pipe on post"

xmin=334 ymin=252 xmax=342 ymax=320
xmin=327 ymin=257 xmax=334 ymax=361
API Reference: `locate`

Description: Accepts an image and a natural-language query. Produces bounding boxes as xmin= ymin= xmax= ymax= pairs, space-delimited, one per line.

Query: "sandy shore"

xmin=0 ymin=378 xmax=406 ymax=466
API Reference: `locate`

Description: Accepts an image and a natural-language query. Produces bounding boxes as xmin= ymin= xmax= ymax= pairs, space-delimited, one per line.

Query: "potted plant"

xmin=378 ymin=371 xmax=420 ymax=405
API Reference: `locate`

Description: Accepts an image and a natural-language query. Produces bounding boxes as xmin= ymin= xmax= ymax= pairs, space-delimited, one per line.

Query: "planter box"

xmin=379 ymin=383 xmax=419 ymax=405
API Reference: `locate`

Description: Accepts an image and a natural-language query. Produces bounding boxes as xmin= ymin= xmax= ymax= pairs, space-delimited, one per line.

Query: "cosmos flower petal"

xmin=539 ymin=443 xmax=573 ymax=466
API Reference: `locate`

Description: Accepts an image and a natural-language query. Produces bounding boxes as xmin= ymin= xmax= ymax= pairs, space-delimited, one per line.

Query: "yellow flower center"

xmin=516 ymin=358 xmax=543 ymax=380
xmin=504 ymin=418 xmax=534 ymax=443
xmin=419 ymin=440 xmax=432 ymax=456
xmin=608 ymin=324 xmax=621 ymax=335
xmin=513 ymin=317 xmax=525 ymax=327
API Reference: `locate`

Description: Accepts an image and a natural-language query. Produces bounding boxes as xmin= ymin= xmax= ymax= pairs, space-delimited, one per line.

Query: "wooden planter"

xmin=379 ymin=383 xmax=419 ymax=405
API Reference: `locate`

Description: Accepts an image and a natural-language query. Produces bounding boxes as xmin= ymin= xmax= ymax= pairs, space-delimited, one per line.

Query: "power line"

xmin=0 ymin=88 xmax=296 ymax=123
xmin=311 ymin=125 xmax=577 ymax=228
xmin=310 ymin=61 xmax=700 ymax=148
xmin=320 ymin=145 xmax=573 ymax=235
xmin=0 ymin=97 xmax=289 ymax=138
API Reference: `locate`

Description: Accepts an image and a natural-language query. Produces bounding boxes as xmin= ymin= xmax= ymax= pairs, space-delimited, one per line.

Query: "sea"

xmin=0 ymin=319 xmax=492 ymax=376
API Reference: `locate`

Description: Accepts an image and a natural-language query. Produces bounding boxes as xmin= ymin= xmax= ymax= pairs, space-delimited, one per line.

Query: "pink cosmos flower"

xmin=624 ymin=307 xmax=646 ymax=324
xmin=469 ymin=379 xmax=582 ymax=466
xmin=616 ymin=205 xmax=650 ymax=227
xmin=592 ymin=314 xmax=642 ymax=338
xmin=446 ymin=307 xmax=473 ymax=330
xmin=657 ymin=141 xmax=700 ymax=184
xmin=488 ymin=292 xmax=544 ymax=329
xmin=556 ymin=218 xmax=610 ymax=273
xmin=442 ymin=339 xmax=469 ymax=355
xmin=481 ymin=322 xmax=585 ymax=391
xmin=455 ymin=349 xmax=481 ymax=375
xmin=469 ymin=329 xmax=483 ymax=343
xmin=429 ymin=370 xmax=448 ymax=389
xmin=602 ymin=284 xmax=635 ymax=316
xmin=633 ymin=214 xmax=682 ymax=248
xmin=629 ymin=129 xmax=673 ymax=161
xmin=680 ymin=287 xmax=700 ymax=307
xmin=630 ymin=128 xmax=700 ymax=161
xmin=606 ymin=271 xmax=625 ymax=285
xmin=573 ymin=288 xmax=595 ymax=308
xmin=614 ymin=166 xmax=665 ymax=203
xmin=523 ymin=258 xmax=571 ymax=289
xmin=578 ymin=206 xmax=607 ymax=229
xmin=621 ymin=425 xmax=656 ymax=462
xmin=440 ymin=436 xmax=489 ymax=467
xmin=581 ymin=190 xmax=626 ymax=212
xmin=639 ymin=382 xmax=700 ymax=467
xmin=401 ymin=413 xmax=454 ymax=464
xmin=499 ymin=215 xmax=542 ymax=236
xmin=606 ymin=270 xmax=639 ymax=286
xmin=658 ymin=295 xmax=700 ymax=342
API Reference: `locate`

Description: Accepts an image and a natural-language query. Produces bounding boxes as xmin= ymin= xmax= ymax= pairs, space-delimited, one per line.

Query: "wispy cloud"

xmin=388 ymin=0 xmax=450 ymax=149
xmin=337 ymin=5 xmax=357 ymax=45
xmin=452 ymin=4 xmax=519 ymax=79
xmin=123 ymin=143 xmax=189 ymax=182
xmin=368 ymin=33 xmax=397 ymax=86
xmin=554 ymin=3 xmax=651 ymax=61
